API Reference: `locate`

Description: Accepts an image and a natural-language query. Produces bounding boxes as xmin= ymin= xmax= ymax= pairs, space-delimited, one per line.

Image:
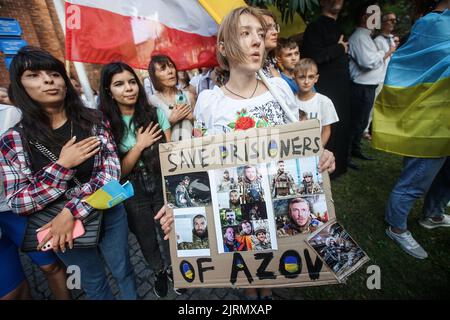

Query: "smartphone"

xmin=175 ymin=91 xmax=187 ymax=105
xmin=37 ymin=219 xmax=85 ymax=251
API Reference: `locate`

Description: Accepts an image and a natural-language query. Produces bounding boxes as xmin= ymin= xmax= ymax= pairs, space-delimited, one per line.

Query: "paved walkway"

xmin=22 ymin=233 xmax=297 ymax=300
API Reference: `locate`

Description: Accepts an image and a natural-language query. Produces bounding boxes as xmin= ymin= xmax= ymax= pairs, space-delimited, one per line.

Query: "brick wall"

xmin=0 ymin=0 xmax=44 ymax=86
xmin=0 ymin=0 xmax=101 ymax=91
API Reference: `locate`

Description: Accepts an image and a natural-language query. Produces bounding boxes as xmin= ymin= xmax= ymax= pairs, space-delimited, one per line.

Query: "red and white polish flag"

xmin=65 ymin=0 xmax=218 ymax=70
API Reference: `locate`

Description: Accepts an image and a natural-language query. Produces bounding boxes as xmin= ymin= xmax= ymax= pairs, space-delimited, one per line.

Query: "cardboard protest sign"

xmin=160 ymin=120 xmax=359 ymax=288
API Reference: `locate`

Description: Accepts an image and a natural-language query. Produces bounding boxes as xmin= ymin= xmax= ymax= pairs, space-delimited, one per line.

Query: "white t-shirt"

xmin=143 ymin=77 xmax=156 ymax=98
xmin=189 ymin=74 xmax=203 ymax=91
xmin=0 ymin=104 xmax=22 ymax=212
xmin=294 ymin=93 xmax=339 ymax=132
xmin=194 ymin=77 xmax=296 ymax=135
xmin=374 ymin=34 xmax=394 ymax=84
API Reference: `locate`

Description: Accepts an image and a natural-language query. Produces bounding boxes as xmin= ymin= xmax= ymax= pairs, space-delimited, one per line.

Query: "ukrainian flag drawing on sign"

xmin=372 ymin=10 xmax=450 ymax=157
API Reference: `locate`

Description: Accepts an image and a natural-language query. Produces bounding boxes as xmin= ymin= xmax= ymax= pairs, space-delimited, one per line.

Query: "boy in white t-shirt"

xmin=293 ymin=58 xmax=339 ymax=146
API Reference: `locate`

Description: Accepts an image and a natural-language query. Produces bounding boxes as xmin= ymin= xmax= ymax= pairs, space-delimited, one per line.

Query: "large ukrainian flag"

xmin=372 ymin=10 xmax=450 ymax=157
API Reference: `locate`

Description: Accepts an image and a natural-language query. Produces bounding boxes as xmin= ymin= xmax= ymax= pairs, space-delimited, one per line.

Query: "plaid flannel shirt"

xmin=0 ymin=121 xmax=121 ymax=219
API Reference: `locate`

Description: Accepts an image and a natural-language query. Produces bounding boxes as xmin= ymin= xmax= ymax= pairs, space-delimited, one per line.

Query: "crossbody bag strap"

xmin=28 ymin=140 xmax=82 ymax=187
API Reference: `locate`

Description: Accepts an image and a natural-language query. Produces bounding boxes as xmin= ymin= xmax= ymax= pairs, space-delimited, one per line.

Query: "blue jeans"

xmin=386 ymin=157 xmax=450 ymax=230
xmin=56 ymin=204 xmax=137 ymax=300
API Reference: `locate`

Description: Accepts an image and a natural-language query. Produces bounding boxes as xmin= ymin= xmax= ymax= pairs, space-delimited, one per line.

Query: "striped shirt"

xmin=0 ymin=121 xmax=120 ymax=219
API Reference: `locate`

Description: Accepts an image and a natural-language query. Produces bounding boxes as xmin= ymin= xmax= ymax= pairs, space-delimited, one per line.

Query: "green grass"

xmin=295 ymin=141 xmax=450 ymax=299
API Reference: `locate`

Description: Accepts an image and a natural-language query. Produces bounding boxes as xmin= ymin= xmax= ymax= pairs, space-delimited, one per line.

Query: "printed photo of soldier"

xmin=217 ymin=189 xmax=242 ymax=210
xmin=228 ymin=189 xmax=241 ymax=209
xmin=308 ymin=222 xmax=368 ymax=280
xmin=241 ymin=201 xmax=267 ymax=221
xmin=216 ymin=169 xmax=238 ymax=192
xmin=270 ymin=160 xmax=297 ymax=198
xmin=297 ymin=156 xmax=324 ymax=195
xmin=253 ymin=228 xmax=272 ymax=251
xmin=165 ymin=172 xmax=212 ymax=208
xmin=220 ymin=208 xmax=242 ymax=227
xmin=268 ymin=157 xmax=324 ymax=197
xmin=298 ymin=171 xmax=323 ymax=195
xmin=235 ymin=220 xmax=255 ymax=252
xmin=273 ymin=197 xmax=324 ymax=237
xmin=177 ymin=214 xmax=210 ymax=250
xmin=222 ymin=226 xmax=239 ymax=252
xmin=238 ymin=165 xmax=265 ymax=204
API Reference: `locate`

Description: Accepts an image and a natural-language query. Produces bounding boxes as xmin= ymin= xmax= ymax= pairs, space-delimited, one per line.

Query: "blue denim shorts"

xmin=0 ymin=210 xmax=57 ymax=297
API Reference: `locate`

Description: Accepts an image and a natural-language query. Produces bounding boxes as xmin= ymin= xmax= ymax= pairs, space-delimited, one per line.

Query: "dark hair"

xmin=148 ymin=55 xmax=178 ymax=92
xmin=8 ymin=46 xmax=101 ymax=145
xmin=240 ymin=220 xmax=253 ymax=232
xmin=193 ymin=214 xmax=206 ymax=223
xmin=225 ymin=226 xmax=235 ymax=232
xmin=276 ymin=37 xmax=298 ymax=54
xmin=99 ymin=62 xmax=164 ymax=174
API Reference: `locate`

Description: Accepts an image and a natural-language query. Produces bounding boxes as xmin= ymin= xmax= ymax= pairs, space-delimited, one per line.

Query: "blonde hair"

xmin=217 ymin=6 xmax=267 ymax=71
xmin=293 ymin=58 xmax=318 ymax=77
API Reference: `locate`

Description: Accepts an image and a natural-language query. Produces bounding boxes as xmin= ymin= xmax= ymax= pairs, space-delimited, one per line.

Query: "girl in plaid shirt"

xmin=0 ymin=47 xmax=136 ymax=299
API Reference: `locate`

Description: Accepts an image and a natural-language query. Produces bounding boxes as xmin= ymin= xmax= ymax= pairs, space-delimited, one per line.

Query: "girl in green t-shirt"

xmin=99 ymin=62 xmax=173 ymax=298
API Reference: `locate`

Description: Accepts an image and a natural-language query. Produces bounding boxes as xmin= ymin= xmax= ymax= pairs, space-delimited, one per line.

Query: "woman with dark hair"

xmin=0 ymin=46 xmax=136 ymax=300
xmin=148 ymin=55 xmax=196 ymax=141
xmin=99 ymin=62 xmax=174 ymax=298
xmin=1 ymin=87 xmax=69 ymax=300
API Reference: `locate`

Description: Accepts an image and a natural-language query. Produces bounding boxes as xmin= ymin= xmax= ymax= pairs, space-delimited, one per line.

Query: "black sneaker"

xmin=173 ymin=287 xmax=188 ymax=295
xmin=166 ymin=266 xmax=174 ymax=283
xmin=153 ymin=270 xmax=168 ymax=298
xmin=166 ymin=266 xmax=187 ymax=295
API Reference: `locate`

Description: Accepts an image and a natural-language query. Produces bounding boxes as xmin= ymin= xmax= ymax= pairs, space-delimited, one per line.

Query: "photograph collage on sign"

xmin=268 ymin=156 xmax=329 ymax=238
xmin=211 ymin=165 xmax=277 ymax=253
xmin=165 ymin=172 xmax=212 ymax=257
xmin=307 ymin=222 xmax=369 ymax=281
xmin=173 ymin=207 xmax=210 ymax=257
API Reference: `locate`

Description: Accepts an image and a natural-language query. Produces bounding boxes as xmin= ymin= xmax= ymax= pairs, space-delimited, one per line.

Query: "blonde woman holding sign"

xmin=194 ymin=6 xmax=335 ymax=300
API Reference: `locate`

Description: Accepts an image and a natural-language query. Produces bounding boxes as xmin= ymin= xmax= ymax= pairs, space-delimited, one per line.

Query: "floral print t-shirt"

xmin=193 ymin=77 xmax=297 ymax=136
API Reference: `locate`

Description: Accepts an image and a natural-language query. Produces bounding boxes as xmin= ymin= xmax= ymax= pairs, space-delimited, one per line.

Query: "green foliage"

xmin=286 ymin=141 xmax=450 ymax=299
xmin=247 ymin=0 xmax=416 ymax=37
xmin=247 ymin=0 xmax=320 ymax=22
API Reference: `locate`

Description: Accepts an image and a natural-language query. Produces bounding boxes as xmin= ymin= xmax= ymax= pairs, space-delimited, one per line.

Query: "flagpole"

xmin=53 ymin=0 xmax=95 ymax=108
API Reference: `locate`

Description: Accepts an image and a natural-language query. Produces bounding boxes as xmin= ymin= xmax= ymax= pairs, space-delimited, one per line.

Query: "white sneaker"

xmin=386 ymin=227 xmax=428 ymax=259
xmin=419 ymin=214 xmax=450 ymax=229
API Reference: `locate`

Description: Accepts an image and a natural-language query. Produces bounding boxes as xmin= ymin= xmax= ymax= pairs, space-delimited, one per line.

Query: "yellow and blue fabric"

xmin=372 ymin=10 xmax=450 ymax=157
xmin=84 ymin=180 xmax=134 ymax=210
xmin=198 ymin=0 xmax=246 ymax=24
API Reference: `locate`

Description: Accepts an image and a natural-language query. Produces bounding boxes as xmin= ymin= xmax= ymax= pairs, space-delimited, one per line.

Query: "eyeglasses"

xmin=267 ymin=23 xmax=280 ymax=33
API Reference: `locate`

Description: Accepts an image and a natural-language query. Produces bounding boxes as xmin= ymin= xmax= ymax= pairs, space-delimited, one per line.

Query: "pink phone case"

xmin=37 ymin=219 xmax=85 ymax=251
